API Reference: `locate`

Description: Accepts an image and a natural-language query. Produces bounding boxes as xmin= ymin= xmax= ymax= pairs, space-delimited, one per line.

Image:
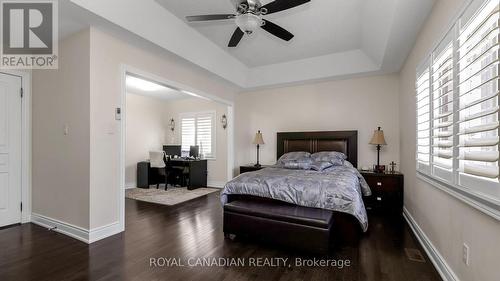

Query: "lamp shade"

xmin=369 ymin=127 xmax=387 ymax=145
xmin=253 ymin=130 xmax=265 ymax=145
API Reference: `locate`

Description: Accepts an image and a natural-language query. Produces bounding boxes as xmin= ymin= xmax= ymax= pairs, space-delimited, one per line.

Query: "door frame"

xmin=119 ymin=65 xmax=235 ymax=231
xmin=0 ymin=70 xmax=31 ymax=224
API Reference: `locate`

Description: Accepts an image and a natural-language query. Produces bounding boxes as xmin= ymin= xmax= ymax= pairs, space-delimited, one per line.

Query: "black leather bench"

xmin=223 ymin=199 xmax=334 ymax=254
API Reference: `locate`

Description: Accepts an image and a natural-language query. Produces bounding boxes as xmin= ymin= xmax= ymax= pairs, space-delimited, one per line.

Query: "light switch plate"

xmin=463 ymin=243 xmax=470 ymax=266
xmin=115 ymin=107 xmax=121 ymax=120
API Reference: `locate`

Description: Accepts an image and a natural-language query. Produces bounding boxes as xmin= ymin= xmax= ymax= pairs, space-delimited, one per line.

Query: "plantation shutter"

xmin=181 ymin=116 xmax=196 ymax=153
xmin=180 ymin=112 xmax=216 ymax=159
xmin=457 ymin=0 xmax=500 ymax=183
xmin=416 ymin=66 xmax=431 ymax=171
xmin=196 ymin=113 xmax=215 ymax=159
xmin=432 ymin=40 xmax=455 ymax=177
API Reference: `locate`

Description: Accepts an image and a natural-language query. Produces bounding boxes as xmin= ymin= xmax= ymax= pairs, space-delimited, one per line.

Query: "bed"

xmin=221 ymin=131 xmax=370 ymax=253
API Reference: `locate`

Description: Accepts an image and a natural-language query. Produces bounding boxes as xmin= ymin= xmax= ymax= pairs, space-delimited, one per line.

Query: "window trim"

xmin=417 ymin=172 xmax=500 ymax=221
xmin=179 ymin=110 xmax=216 ymax=160
xmin=415 ymin=0 xmax=500 ymax=221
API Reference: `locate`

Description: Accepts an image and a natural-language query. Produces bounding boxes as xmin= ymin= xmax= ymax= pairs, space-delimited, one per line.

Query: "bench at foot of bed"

xmin=223 ymin=198 xmax=334 ymax=255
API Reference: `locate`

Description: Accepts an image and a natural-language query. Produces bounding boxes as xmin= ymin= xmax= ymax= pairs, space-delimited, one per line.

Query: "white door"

xmin=0 ymin=73 xmax=22 ymax=227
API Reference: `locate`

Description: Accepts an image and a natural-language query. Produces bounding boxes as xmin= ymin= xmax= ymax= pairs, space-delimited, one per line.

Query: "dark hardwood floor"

xmin=0 ymin=192 xmax=442 ymax=281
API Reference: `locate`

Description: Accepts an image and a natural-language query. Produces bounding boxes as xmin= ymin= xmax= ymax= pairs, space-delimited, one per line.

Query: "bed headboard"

xmin=277 ymin=131 xmax=358 ymax=167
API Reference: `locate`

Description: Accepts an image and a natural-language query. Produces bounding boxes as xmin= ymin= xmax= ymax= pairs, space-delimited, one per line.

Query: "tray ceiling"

xmin=67 ymin=0 xmax=436 ymax=89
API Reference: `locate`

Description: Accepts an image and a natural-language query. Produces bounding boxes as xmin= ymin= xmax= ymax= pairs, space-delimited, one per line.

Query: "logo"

xmin=1 ymin=0 xmax=58 ymax=69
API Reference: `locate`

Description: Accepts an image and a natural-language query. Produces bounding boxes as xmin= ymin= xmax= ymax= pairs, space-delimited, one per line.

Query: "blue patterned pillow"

xmin=277 ymin=151 xmax=311 ymax=165
xmin=310 ymin=161 xmax=334 ymax=171
xmin=311 ymin=151 xmax=347 ymax=163
xmin=343 ymin=161 xmax=354 ymax=168
xmin=279 ymin=158 xmax=313 ymax=170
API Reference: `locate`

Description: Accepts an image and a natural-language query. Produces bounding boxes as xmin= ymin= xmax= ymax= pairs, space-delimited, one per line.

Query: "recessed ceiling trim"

xmin=70 ymin=0 xmax=249 ymax=86
xmin=69 ymin=0 xmax=435 ymax=90
xmin=247 ymin=49 xmax=379 ymax=88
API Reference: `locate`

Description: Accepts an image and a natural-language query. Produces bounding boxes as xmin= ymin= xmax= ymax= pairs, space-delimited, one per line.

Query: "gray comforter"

xmin=221 ymin=165 xmax=371 ymax=232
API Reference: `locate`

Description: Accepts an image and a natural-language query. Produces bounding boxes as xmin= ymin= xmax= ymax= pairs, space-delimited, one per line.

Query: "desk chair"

xmin=149 ymin=151 xmax=167 ymax=189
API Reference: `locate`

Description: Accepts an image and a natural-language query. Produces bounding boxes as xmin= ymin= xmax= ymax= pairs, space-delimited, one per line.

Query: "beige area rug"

xmin=125 ymin=187 xmax=220 ymax=206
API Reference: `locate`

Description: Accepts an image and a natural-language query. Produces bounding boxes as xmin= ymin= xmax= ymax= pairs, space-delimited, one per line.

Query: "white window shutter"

xmin=181 ymin=116 xmax=196 ymax=153
xmin=457 ymin=0 xmax=500 ymax=182
xmin=180 ymin=111 xmax=216 ymax=159
xmin=416 ymin=67 xmax=431 ymax=169
xmin=196 ymin=113 xmax=215 ymax=159
xmin=432 ymin=42 xmax=455 ymax=174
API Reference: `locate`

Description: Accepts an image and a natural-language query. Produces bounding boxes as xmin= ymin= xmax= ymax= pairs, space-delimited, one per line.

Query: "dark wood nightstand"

xmin=239 ymin=165 xmax=271 ymax=174
xmin=360 ymin=171 xmax=404 ymax=215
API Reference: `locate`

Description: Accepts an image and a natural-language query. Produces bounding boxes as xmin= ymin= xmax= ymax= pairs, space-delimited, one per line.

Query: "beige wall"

xmin=235 ymin=74 xmax=400 ymax=170
xmin=399 ymin=0 xmax=500 ymax=280
xmin=32 ymin=30 xmax=91 ymax=229
xmin=165 ymin=97 xmax=228 ymax=186
xmin=89 ymin=28 xmax=238 ymax=229
xmin=125 ymin=94 xmax=169 ymax=187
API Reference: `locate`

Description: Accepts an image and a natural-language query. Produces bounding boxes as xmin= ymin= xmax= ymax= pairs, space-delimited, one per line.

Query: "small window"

xmin=180 ymin=111 xmax=216 ymax=159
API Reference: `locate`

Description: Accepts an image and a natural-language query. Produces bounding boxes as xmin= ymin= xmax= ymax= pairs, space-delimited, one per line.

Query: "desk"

xmin=137 ymin=159 xmax=207 ymax=190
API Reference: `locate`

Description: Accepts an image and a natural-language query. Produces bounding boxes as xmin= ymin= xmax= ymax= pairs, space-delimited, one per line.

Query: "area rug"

xmin=125 ymin=187 xmax=219 ymax=206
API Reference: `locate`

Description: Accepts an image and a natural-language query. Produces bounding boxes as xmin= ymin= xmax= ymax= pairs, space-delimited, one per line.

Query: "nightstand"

xmin=360 ymin=171 xmax=404 ymax=214
xmin=239 ymin=165 xmax=271 ymax=174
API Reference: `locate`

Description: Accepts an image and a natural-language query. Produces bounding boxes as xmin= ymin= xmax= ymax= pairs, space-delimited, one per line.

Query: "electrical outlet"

xmin=463 ymin=243 xmax=470 ymax=266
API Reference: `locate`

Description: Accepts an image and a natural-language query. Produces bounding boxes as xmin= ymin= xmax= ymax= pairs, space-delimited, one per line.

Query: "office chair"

xmin=149 ymin=151 xmax=168 ymax=189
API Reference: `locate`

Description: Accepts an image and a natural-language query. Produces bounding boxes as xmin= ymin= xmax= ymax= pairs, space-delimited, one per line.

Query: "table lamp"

xmin=253 ymin=130 xmax=265 ymax=167
xmin=369 ymin=127 xmax=387 ymax=173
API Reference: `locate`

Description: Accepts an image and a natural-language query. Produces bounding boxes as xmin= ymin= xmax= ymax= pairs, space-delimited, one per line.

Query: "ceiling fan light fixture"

xmin=235 ymin=13 xmax=262 ymax=34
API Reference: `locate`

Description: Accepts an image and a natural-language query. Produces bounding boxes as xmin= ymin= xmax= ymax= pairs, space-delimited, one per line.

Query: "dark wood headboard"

xmin=277 ymin=131 xmax=358 ymax=167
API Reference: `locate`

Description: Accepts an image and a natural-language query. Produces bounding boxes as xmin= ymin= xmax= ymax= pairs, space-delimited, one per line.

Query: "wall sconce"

xmin=169 ymin=118 xmax=175 ymax=132
xmin=221 ymin=114 xmax=228 ymax=130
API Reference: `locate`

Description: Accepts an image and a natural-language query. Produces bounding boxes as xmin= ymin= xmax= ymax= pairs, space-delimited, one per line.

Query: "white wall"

xmin=235 ymin=74 xmax=400 ymax=170
xmin=89 ymin=27 xmax=238 ymax=229
xmin=125 ymin=93 xmax=169 ymax=187
xmin=399 ymin=0 xmax=500 ymax=280
xmin=32 ymin=30 xmax=90 ymax=229
xmin=165 ymin=97 xmax=228 ymax=187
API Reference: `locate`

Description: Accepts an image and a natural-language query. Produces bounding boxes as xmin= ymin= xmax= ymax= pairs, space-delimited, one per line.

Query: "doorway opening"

xmin=119 ymin=66 xmax=234 ymax=230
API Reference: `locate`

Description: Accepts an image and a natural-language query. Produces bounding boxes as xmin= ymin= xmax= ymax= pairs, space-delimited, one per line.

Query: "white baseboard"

xmin=89 ymin=221 xmax=122 ymax=243
xmin=207 ymin=180 xmax=226 ymax=188
xmin=31 ymin=213 xmax=122 ymax=244
xmin=125 ymin=182 xmax=137 ymax=189
xmin=403 ymin=207 xmax=459 ymax=281
xmin=31 ymin=212 xmax=89 ymax=243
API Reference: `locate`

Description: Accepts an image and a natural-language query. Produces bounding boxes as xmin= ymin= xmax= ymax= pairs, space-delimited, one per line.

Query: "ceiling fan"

xmin=186 ymin=0 xmax=311 ymax=47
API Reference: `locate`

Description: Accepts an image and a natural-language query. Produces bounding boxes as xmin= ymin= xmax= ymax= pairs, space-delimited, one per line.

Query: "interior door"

xmin=0 ymin=73 xmax=22 ymax=227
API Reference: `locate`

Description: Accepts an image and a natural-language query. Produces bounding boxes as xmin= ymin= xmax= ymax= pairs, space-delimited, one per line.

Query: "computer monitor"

xmin=163 ymin=145 xmax=181 ymax=157
xmin=189 ymin=145 xmax=199 ymax=158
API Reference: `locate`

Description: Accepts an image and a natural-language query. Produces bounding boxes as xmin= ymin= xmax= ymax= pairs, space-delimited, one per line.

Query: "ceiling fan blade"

xmin=261 ymin=19 xmax=294 ymax=41
xmin=186 ymin=14 xmax=235 ymax=22
xmin=261 ymin=0 xmax=310 ymax=14
xmin=228 ymin=27 xmax=245 ymax=47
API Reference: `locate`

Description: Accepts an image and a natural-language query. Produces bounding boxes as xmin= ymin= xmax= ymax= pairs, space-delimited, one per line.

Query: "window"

xmin=416 ymin=65 xmax=431 ymax=172
xmin=457 ymin=0 xmax=499 ymax=190
xmin=180 ymin=111 xmax=216 ymax=159
xmin=416 ymin=0 xmax=500 ymax=204
xmin=432 ymin=39 xmax=454 ymax=181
